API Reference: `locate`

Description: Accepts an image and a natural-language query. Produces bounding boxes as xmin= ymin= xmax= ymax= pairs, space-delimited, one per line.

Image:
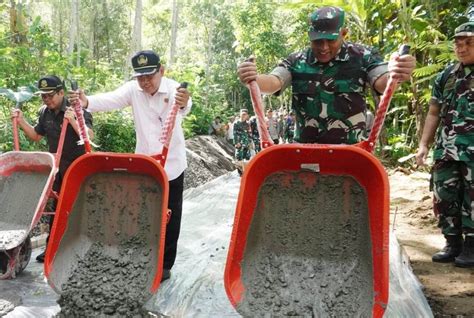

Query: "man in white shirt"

xmin=70 ymin=50 xmax=191 ymax=282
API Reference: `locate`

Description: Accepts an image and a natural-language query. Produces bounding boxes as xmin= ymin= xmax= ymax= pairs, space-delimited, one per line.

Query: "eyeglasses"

xmin=453 ymin=38 xmax=474 ymax=49
xmin=41 ymin=91 xmax=58 ymax=100
xmin=136 ymin=73 xmax=157 ymax=82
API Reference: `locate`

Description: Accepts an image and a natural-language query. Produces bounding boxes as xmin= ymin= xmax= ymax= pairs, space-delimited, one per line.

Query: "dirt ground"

xmin=389 ymin=169 xmax=474 ymax=318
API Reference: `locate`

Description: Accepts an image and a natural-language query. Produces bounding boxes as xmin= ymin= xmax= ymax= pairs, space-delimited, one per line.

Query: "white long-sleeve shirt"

xmin=87 ymin=77 xmax=192 ymax=181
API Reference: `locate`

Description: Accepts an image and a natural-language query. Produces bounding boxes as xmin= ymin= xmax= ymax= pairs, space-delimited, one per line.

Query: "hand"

xmin=235 ymin=142 xmax=241 ymax=148
xmin=11 ymin=109 xmax=22 ymax=120
xmin=415 ymin=145 xmax=429 ymax=166
xmin=64 ymin=107 xmax=76 ymax=122
xmin=238 ymin=60 xmax=258 ymax=84
xmin=175 ymin=87 xmax=190 ymax=109
xmin=68 ymin=89 xmax=88 ymax=108
xmin=388 ymin=52 xmax=416 ymax=82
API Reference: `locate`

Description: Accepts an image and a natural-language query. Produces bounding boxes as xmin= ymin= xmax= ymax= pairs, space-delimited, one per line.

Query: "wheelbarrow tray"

xmin=225 ymin=143 xmax=389 ymax=317
xmin=44 ymin=153 xmax=169 ymax=298
xmin=0 ymin=151 xmax=56 ymax=251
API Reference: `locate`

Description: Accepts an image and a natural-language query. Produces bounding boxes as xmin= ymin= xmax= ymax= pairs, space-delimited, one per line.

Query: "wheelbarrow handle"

xmin=55 ymin=117 xmax=69 ymax=169
xmin=11 ymin=102 xmax=23 ymax=151
xmin=363 ymin=44 xmax=410 ymax=153
xmin=155 ymin=82 xmax=188 ymax=167
xmin=246 ymin=57 xmax=274 ymax=149
xmin=12 ymin=114 xmax=20 ymax=151
xmin=70 ymin=80 xmax=92 ymax=153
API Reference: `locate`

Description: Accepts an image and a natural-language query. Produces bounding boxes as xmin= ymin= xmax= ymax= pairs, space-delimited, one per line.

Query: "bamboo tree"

xmin=169 ymin=0 xmax=178 ymax=66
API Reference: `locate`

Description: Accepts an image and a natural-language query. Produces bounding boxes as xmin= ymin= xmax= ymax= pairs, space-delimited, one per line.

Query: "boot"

xmin=455 ymin=235 xmax=474 ymax=268
xmin=36 ymin=250 xmax=45 ymax=263
xmin=432 ymin=235 xmax=463 ymax=263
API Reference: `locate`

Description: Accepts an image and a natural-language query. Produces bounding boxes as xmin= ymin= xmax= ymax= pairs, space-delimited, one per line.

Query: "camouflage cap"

xmin=240 ymin=109 xmax=248 ymax=114
xmin=455 ymin=5 xmax=474 ymax=37
xmin=308 ymin=6 xmax=345 ymax=41
xmin=454 ymin=21 xmax=474 ymax=37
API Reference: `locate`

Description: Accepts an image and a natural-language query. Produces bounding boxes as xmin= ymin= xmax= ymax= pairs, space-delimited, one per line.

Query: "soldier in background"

xmin=233 ymin=109 xmax=252 ymax=162
xmin=416 ymin=13 xmax=474 ymax=268
xmin=237 ymin=6 xmax=415 ymax=145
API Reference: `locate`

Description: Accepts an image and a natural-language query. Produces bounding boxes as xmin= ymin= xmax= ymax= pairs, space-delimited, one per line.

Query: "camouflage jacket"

xmin=271 ymin=42 xmax=387 ymax=144
xmin=431 ymin=63 xmax=474 ymax=162
xmin=233 ymin=119 xmax=252 ymax=146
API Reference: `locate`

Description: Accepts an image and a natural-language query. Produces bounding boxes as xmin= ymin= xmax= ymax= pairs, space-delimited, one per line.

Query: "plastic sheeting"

xmin=148 ymin=171 xmax=433 ymax=317
xmin=2 ymin=171 xmax=432 ymax=317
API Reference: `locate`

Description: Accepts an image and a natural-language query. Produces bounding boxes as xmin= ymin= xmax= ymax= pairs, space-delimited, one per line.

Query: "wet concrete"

xmin=50 ymin=172 xmax=163 ymax=317
xmin=0 ymin=292 xmax=22 ymax=316
xmin=238 ymin=171 xmax=373 ymax=317
xmin=0 ymin=171 xmax=49 ymax=250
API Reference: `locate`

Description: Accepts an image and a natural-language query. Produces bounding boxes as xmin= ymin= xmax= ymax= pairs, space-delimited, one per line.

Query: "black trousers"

xmin=163 ymin=172 xmax=185 ymax=270
xmin=46 ymin=166 xmax=66 ymax=244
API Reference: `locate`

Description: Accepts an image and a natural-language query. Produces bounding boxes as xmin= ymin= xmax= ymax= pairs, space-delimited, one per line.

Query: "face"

xmin=41 ymin=90 xmax=64 ymax=110
xmin=310 ymin=28 xmax=347 ymax=63
xmin=454 ymin=36 xmax=474 ymax=65
xmin=136 ymin=66 xmax=164 ymax=95
xmin=267 ymin=111 xmax=273 ymax=119
xmin=240 ymin=112 xmax=248 ymax=121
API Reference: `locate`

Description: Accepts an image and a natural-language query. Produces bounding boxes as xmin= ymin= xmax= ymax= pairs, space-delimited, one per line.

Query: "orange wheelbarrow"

xmin=44 ymin=83 xmax=187 ymax=314
xmin=0 ymin=97 xmax=73 ymax=279
xmin=225 ymin=47 xmax=408 ymax=317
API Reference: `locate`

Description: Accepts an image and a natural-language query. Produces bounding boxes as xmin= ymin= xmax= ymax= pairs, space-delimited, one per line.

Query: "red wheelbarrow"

xmin=44 ymin=83 xmax=187 ymax=316
xmin=0 ymin=151 xmax=55 ymax=279
xmin=225 ymin=48 xmax=408 ymax=317
xmin=0 ymin=99 xmax=73 ymax=279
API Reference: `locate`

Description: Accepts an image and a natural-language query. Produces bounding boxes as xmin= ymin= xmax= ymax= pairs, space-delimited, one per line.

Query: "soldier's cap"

xmin=454 ymin=21 xmax=474 ymax=37
xmin=308 ymin=6 xmax=345 ymax=41
xmin=131 ymin=50 xmax=161 ymax=77
xmin=36 ymin=75 xmax=64 ymax=95
xmin=240 ymin=109 xmax=248 ymax=114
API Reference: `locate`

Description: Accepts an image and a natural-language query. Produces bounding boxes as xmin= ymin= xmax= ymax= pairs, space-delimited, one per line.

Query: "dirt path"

xmin=389 ymin=170 xmax=474 ymax=318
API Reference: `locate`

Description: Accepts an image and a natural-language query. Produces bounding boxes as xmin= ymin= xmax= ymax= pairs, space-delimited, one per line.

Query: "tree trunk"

xmin=131 ymin=0 xmax=143 ymax=54
xmin=68 ymin=0 xmax=78 ymax=65
xmin=9 ymin=0 xmax=27 ymax=44
xmin=76 ymin=0 xmax=81 ymax=67
xmin=102 ymin=1 xmax=112 ymax=63
xmin=205 ymin=6 xmax=214 ymax=108
xmin=169 ymin=0 xmax=179 ymax=66
xmin=58 ymin=0 xmax=64 ymax=55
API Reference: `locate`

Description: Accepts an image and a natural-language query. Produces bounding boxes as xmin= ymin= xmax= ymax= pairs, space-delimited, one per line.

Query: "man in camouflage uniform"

xmin=237 ymin=6 xmax=415 ymax=144
xmin=233 ymin=109 xmax=252 ymax=161
xmin=416 ymin=16 xmax=474 ymax=268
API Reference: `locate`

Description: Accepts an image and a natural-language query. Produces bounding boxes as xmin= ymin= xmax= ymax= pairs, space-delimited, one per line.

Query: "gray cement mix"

xmin=0 ymin=171 xmax=49 ymax=250
xmin=54 ymin=172 xmax=163 ymax=317
xmin=238 ymin=171 xmax=373 ymax=317
xmin=0 ymin=291 xmax=22 ymax=316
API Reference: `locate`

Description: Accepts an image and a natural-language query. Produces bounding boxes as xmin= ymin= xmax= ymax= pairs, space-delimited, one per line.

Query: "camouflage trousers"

xmin=235 ymin=136 xmax=252 ymax=161
xmin=431 ymin=160 xmax=474 ymax=235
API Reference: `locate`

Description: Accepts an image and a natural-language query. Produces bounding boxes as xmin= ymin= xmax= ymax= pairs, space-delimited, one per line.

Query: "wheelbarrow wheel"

xmin=16 ymin=235 xmax=32 ymax=275
xmin=0 ymin=236 xmax=31 ymax=278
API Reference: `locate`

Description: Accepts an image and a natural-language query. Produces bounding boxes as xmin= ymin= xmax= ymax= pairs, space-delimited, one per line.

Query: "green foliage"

xmin=92 ymin=110 xmax=136 ymax=153
xmin=0 ymin=96 xmax=48 ymax=152
xmin=1 ymin=0 xmax=473 ymax=167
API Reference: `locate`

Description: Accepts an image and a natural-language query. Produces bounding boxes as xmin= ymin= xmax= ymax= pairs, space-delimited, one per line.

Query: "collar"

xmin=453 ymin=63 xmax=473 ymax=78
xmin=462 ymin=64 xmax=473 ymax=77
